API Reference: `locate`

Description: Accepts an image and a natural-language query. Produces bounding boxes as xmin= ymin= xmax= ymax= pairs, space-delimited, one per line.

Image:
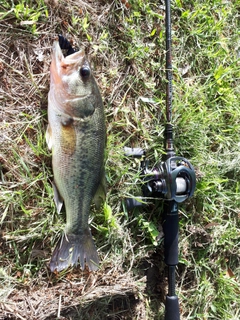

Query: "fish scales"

xmin=46 ymin=41 xmax=105 ymax=272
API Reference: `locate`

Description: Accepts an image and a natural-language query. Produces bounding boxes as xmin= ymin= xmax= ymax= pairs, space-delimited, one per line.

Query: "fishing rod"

xmin=124 ymin=1 xmax=196 ymax=319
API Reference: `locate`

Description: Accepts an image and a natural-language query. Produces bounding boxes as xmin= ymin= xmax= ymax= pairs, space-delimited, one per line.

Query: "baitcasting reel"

xmin=124 ymin=147 xmax=196 ymax=208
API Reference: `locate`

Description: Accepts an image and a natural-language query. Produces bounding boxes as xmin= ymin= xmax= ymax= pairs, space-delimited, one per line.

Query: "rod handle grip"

xmin=163 ymin=201 xmax=179 ymax=266
xmin=165 ymin=295 xmax=180 ymax=320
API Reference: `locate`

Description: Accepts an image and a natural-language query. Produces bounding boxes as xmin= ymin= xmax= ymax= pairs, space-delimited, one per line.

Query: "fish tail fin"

xmin=49 ymin=230 xmax=99 ymax=272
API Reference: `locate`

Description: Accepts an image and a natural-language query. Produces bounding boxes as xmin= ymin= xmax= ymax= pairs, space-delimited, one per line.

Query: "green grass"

xmin=0 ymin=0 xmax=240 ymax=319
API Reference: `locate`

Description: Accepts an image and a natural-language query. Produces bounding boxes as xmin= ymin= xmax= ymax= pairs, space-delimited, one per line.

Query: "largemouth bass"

xmin=46 ymin=40 xmax=105 ymax=272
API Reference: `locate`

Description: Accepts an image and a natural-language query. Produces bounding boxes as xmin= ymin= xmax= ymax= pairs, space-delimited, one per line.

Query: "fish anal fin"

xmin=52 ymin=180 xmax=64 ymax=214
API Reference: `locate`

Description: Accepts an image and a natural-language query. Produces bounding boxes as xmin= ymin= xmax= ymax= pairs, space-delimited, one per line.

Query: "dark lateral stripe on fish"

xmin=58 ymin=35 xmax=75 ymax=56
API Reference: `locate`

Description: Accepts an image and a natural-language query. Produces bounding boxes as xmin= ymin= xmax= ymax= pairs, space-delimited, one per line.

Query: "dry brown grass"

xmin=0 ymin=3 xmax=165 ymax=319
xmin=0 ymin=267 xmax=142 ymax=319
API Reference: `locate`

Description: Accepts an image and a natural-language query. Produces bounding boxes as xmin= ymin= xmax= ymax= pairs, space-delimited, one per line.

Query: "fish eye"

xmin=80 ymin=66 xmax=91 ymax=78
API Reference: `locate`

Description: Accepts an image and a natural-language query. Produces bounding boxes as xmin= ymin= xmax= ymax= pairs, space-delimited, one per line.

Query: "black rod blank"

xmin=164 ymin=0 xmax=175 ymax=160
xmin=163 ymin=1 xmax=180 ymax=319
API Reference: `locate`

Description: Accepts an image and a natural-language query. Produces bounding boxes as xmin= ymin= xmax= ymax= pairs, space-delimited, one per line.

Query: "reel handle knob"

xmin=125 ymin=197 xmax=145 ymax=210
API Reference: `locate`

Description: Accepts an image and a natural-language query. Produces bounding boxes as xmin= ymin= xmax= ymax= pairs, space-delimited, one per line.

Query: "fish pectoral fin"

xmin=52 ymin=181 xmax=64 ymax=214
xmin=46 ymin=124 xmax=53 ymax=150
xmin=93 ymin=173 xmax=106 ymax=209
